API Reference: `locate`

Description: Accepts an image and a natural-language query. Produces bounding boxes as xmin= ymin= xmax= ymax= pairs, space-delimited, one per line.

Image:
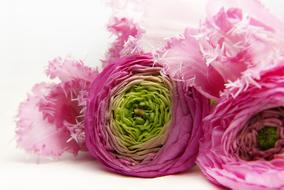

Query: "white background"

xmin=0 ymin=0 xmax=283 ymax=190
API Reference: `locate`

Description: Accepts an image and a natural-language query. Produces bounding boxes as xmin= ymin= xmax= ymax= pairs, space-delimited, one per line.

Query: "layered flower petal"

xmin=47 ymin=57 xmax=98 ymax=82
xmin=206 ymin=0 xmax=284 ymax=40
xmin=198 ymin=63 xmax=284 ymax=190
xmin=159 ymin=0 xmax=284 ymax=99
xmin=106 ymin=0 xmax=207 ymax=51
xmin=16 ymin=83 xmax=78 ymax=157
xmin=85 ymin=54 xmax=209 ymax=177
xmin=159 ymin=28 xmax=226 ymax=99
xmin=16 ymin=58 xmax=98 ymax=158
xmin=104 ymin=17 xmax=144 ymax=66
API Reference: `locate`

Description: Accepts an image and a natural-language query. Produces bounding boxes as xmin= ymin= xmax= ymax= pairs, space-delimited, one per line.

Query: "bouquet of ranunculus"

xmin=16 ymin=12 xmax=210 ymax=178
xmin=15 ymin=0 xmax=284 ymax=188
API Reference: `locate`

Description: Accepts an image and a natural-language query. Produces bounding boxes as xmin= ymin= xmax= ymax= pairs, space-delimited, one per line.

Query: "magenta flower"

xmin=85 ymin=54 xmax=209 ymax=177
xmin=198 ymin=64 xmax=284 ymax=190
xmin=158 ymin=0 xmax=284 ymax=99
xmin=16 ymin=58 xmax=98 ymax=158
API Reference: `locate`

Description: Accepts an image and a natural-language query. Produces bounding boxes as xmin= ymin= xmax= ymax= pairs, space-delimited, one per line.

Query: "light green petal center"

xmin=108 ymin=75 xmax=172 ymax=162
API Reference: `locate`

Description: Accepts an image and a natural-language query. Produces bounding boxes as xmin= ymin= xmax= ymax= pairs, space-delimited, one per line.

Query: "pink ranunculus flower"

xmin=158 ymin=0 xmax=284 ymax=100
xmin=197 ymin=64 xmax=284 ymax=190
xmin=85 ymin=54 xmax=210 ymax=177
xmin=16 ymin=58 xmax=98 ymax=158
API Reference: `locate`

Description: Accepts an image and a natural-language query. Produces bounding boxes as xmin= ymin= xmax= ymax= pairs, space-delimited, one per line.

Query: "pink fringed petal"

xmin=159 ymin=28 xmax=226 ymax=99
xmin=47 ymin=57 xmax=98 ymax=82
xmin=17 ymin=58 xmax=98 ymax=158
xmin=206 ymin=0 xmax=284 ymax=41
xmin=16 ymin=83 xmax=80 ymax=157
xmin=106 ymin=0 xmax=207 ymax=51
xmin=159 ymin=0 xmax=284 ymax=99
xmin=38 ymin=80 xmax=90 ymax=148
xmin=204 ymin=2 xmax=284 ymax=97
xmin=104 ymin=17 xmax=144 ymax=66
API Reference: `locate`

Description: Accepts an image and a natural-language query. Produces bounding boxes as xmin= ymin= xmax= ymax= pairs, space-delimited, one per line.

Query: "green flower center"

xmin=257 ymin=126 xmax=279 ymax=151
xmin=109 ymin=75 xmax=172 ymax=162
xmin=234 ymin=107 xmax=284 ymax=161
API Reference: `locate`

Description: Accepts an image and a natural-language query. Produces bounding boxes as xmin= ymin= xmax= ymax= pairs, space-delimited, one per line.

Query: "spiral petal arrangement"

xmin=198 ymin=65 xmax=284 ymax=190
xmin=109 ymin=75 xmax=172 ymax=162
xmin=85 ymin=54 xmax=209 ymax=177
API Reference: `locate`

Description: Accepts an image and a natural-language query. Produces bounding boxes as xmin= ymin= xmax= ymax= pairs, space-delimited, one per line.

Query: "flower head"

xmin=198 ymin=64 xmax=284 ymax=190
xmin=16 ymin=58 xmax=98 ymax=158
xmin=85 ymin=54 xmax=209 ymax=177
xmin=158 ymin=0 xmax=284 ymax=100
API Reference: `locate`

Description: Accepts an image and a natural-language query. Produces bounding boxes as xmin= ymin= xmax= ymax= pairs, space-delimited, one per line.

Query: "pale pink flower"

xmin=158 ymin=0 xmax=284 ymax=99
xmin=16 ymin=58 xmax=98 ymax=158
xmin=198 ymin=64 xmax=284 ymax=190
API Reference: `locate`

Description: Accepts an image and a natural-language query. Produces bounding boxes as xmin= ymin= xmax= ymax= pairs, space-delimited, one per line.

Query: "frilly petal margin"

xmin=106 ymin=0 xmax=207 ymax=51
xmin=85 ymin=54 xmax=210 ymax=177
xmin=197 ymin=63 xmax=284 ymax=190
xmin=103 ymin=17 xmax=144 ymax=67
xmin=16 ymin=83 xmax=80 ymax=157
xmin=159 ymin=28 xmax=226 ymax=99
xmin=206 ymin=0 xmax=284 ymax=40
xmin=158 ymin=0 xmax=284 ymax=100
xmin=16 ymin=58 xmax=98 ymax=158
xmin=47 ymin=57 xmax=98 ymax=82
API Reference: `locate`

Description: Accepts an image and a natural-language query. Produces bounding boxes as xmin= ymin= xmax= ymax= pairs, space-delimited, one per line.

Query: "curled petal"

xmin=159 ymin=0 xmax=284 ymax=99
xmin=17 ymin=58 xmax=97 ymax=157
xmin=16 ymin=83 xmax=80 ymax=157
xmin=160 ymin=28 xmax=225 ymax=99
xmin=206 ymin=0 xmax=284 ymax=40
xmin=38 ymin=80 xmax=90 ymax=148
xmin=106 ymin=0 xmax=207 ymax=51
xmin=47 ymin=57 xmax=98 ymax=82
xmin=104 ymin=17 xmax=144 ymax=66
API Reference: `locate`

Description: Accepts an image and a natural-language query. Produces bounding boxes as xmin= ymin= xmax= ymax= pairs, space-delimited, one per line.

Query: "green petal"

xmin=109 ymin=75 xmax=172 ymax=162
